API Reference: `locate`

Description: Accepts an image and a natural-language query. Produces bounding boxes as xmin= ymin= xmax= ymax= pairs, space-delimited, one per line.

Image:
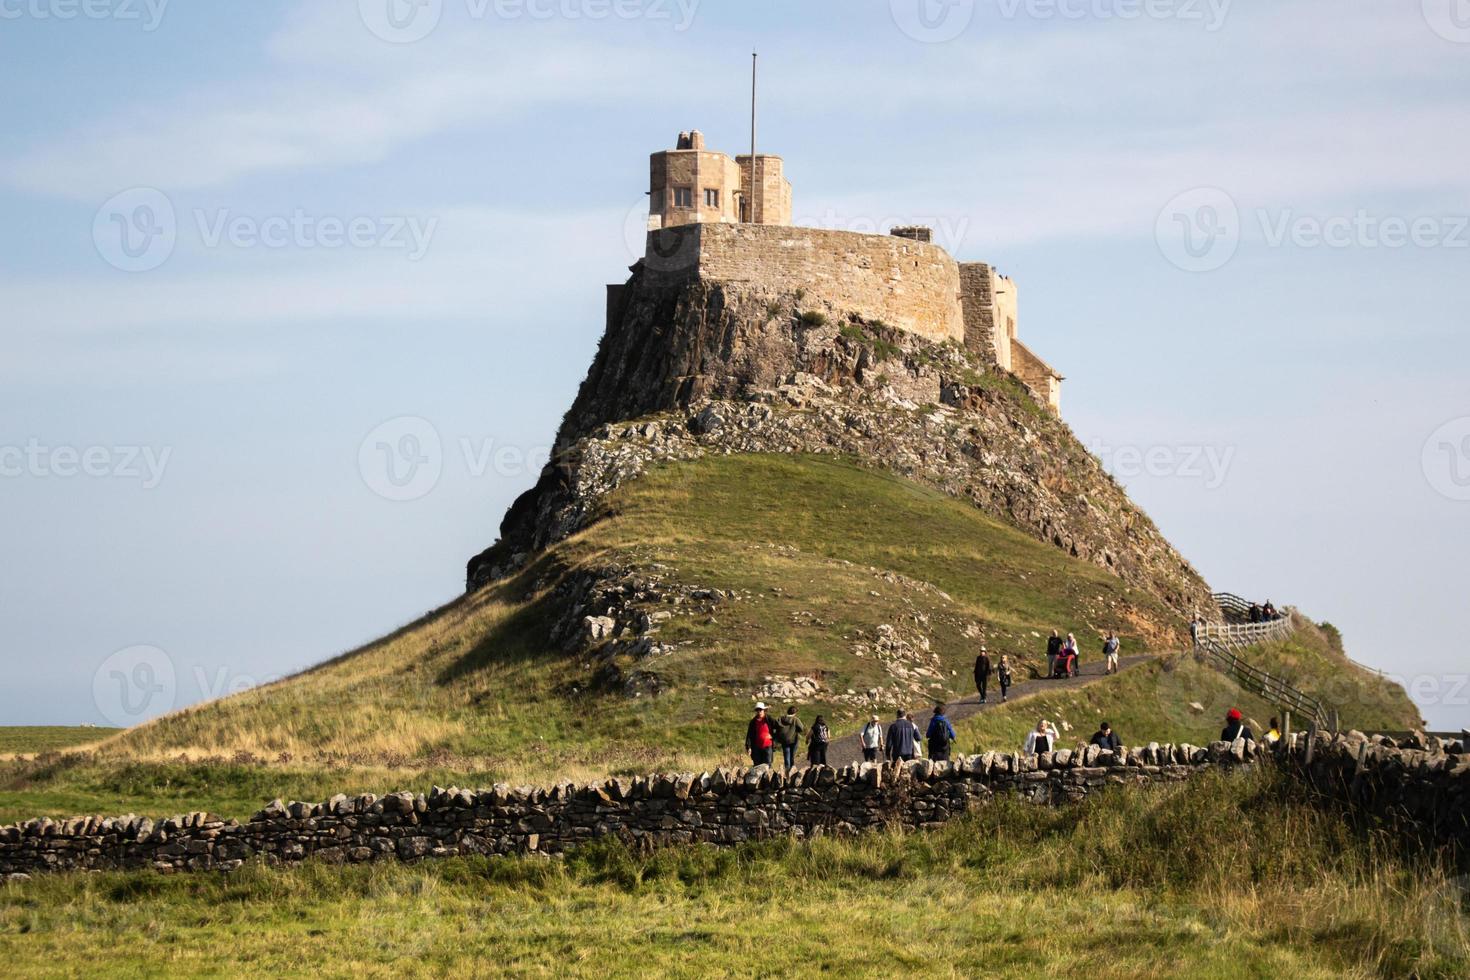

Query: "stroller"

xmin=1052 ymin=648 xmax=1079 ymax=678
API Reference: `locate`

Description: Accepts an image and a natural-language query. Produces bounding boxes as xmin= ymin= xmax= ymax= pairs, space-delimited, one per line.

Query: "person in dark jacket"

xmin=1045 ymin=630 xmax=1062 ymax=677
xmin=1221 ymin=707 xmax=1254 ymax=743
xmin=974 ymin=647 xmax=992 ymax=704
xmin=773 ymin=706 xmax=804 ymax=773
xmin=997 ymin=655 xmax=1013 ymax=703
xmin=1090 ymin=721 xmax=1122 ymax=751
xmin=745 ymin=703 xmax=775 ymax=766
xmin=807 ymin=715 xmax=831 ymax=766
xmin=926 ymin=703 xmax=958 ymax=761
xmin=885 ymin=709 xmax=919 ymax=762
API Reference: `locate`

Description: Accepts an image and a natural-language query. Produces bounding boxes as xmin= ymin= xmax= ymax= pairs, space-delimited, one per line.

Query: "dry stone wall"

xmin=5 ymin=734 xmax=1463 ymax=880
xmin=1 ymin=741 xmax=1264 ymax=879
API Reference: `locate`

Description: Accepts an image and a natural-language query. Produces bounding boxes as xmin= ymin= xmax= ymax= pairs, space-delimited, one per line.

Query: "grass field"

xmin=0 ymin=728 xmax=119 ymax=757
xmin=2 ymin=767 xmax=1464 ymax=978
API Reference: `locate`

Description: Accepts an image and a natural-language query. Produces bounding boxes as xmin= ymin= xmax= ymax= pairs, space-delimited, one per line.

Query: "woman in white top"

xmin=1023 ymin=719 xmax=1057 ymax=756
xmin=860 ymin=714 xmax=885 ymax=762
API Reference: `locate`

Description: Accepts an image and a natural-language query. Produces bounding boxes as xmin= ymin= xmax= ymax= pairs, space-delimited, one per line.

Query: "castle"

xmin=637 ymin=131 xmax=1063 ymax=414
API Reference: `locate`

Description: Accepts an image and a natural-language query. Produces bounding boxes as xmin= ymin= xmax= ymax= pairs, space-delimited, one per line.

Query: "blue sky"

xmin=3 ymin=0 xmax=1468 ymax=731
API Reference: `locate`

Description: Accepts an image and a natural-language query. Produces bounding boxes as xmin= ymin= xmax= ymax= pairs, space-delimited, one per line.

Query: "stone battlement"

xmin=641 ymin=223 xmax=965 ymax=345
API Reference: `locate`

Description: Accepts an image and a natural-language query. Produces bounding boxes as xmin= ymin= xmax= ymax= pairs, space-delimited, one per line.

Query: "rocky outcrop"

xmin=0 ymin=739 xmax=1268 ymax=877
xmin=469 ymin=271 xmax=1213 ymax=620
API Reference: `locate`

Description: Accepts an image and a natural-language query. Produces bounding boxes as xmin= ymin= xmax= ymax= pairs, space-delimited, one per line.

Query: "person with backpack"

xmin=807 ymin=715 xmax=831 ymax=767
xmin=745 ymin=703 xmax=775 ymax=767
xmin=860 ymin=713 xmax=885 ymax=762
xmin=1045 ymin=630 xmax=1062 ymax=677
xmin=926 ymin=703 xmax=958 ymax=762
xmin=1102 ymin=632 xmax=1120 ymax=675
xmin=997 ymin=655 xmax=1013 ymax=703
xmin=1221 ymin=708 xmax=1254 ymax=743
xmin=774 ymin=706 xmax=804 ymax=773
xmin=974 ymin=646 xmax=992 ymax=704
xmin=1090 ymin=721 xmax=1122 ymax=751
xmin=886 ymin=709 xmax=918 ymax=762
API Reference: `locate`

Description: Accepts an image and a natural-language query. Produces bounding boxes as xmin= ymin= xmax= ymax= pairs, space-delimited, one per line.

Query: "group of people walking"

xmin=1248 ymin=601 xmax=1280 ymax=623
xmin=749 ymin=702 xmax=960 ymax=770
xmin=744 ymin=704 xmax=833 ymax=771
xmin=1040 ymin=629 xmax=1122 ymax=679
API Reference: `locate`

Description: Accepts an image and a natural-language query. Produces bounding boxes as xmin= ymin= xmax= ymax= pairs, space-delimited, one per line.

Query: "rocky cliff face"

xmin=469 ymin=262 xmax=1216 ymax=621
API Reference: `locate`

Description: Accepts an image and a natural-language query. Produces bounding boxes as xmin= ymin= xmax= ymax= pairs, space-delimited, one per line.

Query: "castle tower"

xmin=648 ymin=131 xmax=792 ymax=230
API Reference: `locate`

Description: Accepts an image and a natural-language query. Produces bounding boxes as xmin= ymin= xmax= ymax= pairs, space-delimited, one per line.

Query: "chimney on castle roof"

xmin=676 ymin=131 xmax=692 ymax=150
xmin=890 ymin=226 xmax=933 ymax=244
xmin=688 ymin=129 xmax=705 ymax=150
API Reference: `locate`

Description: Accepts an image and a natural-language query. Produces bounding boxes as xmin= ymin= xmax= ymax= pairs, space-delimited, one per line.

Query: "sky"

xmin=2 ymin=0 xmax=1468 ymax=732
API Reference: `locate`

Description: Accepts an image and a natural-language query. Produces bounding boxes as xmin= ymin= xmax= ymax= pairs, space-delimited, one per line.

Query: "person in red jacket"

xmin=745 ymin=702 xmax=776 ymax=766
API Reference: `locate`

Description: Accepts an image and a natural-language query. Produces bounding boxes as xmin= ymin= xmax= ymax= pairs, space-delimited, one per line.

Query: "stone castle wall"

xmin=642 ymin=224 xmax=965 ymax=345
xmin=2 ymin=740 xmax=1262 ymax=878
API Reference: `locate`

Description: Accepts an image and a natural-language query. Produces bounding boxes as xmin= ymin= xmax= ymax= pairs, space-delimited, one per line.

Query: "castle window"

xmin=704 ymin=188 xmax=720 ymax=208
xmin=673 ymin=187 xmax=694 ymax=208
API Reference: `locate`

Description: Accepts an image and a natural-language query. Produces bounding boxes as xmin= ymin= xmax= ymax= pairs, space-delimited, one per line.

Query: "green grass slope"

xmin=3 ymin=768 xmax=1466 ymax=978
xmin=953 ymin=620 xmax=1421 ymax=755
xmin=0 ymin=454 xmax=1415 ymax=824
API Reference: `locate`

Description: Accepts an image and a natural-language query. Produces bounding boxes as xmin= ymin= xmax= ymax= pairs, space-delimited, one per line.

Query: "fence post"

xmin=1282 ymin=711 xmax=1292 ymax=756
xmin=1331 ymin=709 xmax=1340 ymax=734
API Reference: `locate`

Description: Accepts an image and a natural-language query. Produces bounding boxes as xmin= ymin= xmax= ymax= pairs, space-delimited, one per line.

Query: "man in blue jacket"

xmin=885 ymin=709 xmax=918 ymax=762
xmin=926 ymin=703 xmax=958 ymax=762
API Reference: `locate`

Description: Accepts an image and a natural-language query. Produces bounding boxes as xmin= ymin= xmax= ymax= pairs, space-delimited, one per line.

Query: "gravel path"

xmin=819 ymin=653 xmax=1158 ymax=770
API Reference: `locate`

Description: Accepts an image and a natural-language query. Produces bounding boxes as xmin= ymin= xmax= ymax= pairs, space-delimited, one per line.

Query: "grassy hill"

xmin=3 ymin=767 xmax=1465 ymax=978
xmin=0 ymin=454 xmax=1415 ymax=824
